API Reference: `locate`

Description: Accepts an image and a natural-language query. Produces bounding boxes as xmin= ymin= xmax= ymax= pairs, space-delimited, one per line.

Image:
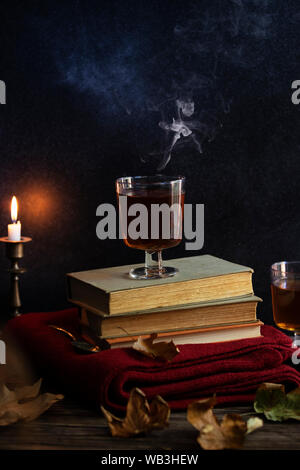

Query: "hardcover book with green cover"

xmin=66 ymin=254 xmax=254 ymax=315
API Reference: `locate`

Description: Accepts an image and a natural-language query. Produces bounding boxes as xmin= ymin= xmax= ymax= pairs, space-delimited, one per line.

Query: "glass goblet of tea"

xmin=116 ymin=175 xmax=185 ymax=279
xmin=271 ymin=261 xmax=300 ymax=346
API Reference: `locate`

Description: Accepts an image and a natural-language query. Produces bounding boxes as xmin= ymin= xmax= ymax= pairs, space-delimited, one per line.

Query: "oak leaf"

xmin=101 ymin=387 xmax=170 ymax=437
xmin=132 ymin=333 xmax=180 ymax=361
xmin=0 ymin=378 xmax=64 ymax=426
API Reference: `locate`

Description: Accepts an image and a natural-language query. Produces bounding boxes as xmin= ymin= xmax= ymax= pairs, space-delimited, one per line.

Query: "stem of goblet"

xmin=145 ymin=250 xmax=163 ymax=275
xmin=157 ymin=250 xmax=163 ymax=272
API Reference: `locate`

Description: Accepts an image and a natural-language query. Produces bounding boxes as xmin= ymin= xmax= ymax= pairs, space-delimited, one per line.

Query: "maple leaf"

xmin=132 ymin=333 xmax=180 ymax=361
xmin=187 ymin=395 xmax=262 ymax=450
xmin=101 ymin=388 xmax=170 ymax=437
xmin=0 ymin=379 xmax=63 ymax=426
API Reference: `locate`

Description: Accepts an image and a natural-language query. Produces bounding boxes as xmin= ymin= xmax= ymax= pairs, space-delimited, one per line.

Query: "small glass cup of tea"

xmin=271 ymin=261 xmax=300 ymax=347
xmin=116 ymin=175 xmax=185 ymax=279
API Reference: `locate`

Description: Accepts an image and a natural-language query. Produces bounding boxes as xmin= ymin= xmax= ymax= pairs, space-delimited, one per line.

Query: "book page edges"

xmin=77 ymin=294 xmax=262 ymax=318
xmin=109 ymin=272 xmax=253 ymax=314
xmin=106 ymin=320 xmax=263 ymax=343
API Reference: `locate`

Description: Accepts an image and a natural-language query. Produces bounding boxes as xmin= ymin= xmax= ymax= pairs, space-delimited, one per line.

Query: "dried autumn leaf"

xmin=187 ymin=396 xmax=247 ymax=450
xmin=0 ymin=379 xmax=63 ymax=426
xmin=218 ymin=414 xmax=247 ymax=449
xmin=246 ymin=417 xmax=264 ymax=434
xmin=254 ymin=382 xmax=300 ymax=422
xmin=187 ymin=395 xmax=219 ymax=431
xmin=132 ymin=333 xmax=180 ymax=361
xmin=101 ymin=387 xmax=170 ymax=437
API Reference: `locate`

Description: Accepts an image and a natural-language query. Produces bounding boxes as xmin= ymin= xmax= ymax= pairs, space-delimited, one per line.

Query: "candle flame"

xmin=11 ymin=196 xmax=18 ymax=223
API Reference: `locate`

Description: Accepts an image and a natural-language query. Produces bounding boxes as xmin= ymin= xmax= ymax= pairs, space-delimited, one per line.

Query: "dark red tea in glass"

xmin=271 ymin=261 xmax=300 ymax=345
xmin=116 ymin=175 xmax=185 ymax=279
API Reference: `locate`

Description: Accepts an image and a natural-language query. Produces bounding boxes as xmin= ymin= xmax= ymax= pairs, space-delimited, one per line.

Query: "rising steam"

xmin=157 ymin=99 xmax=202 ymax=171
xmin=151 ymin=0 xmax=276 ymax=170
xmin=29 ymin=0 xmax=296 ymax=170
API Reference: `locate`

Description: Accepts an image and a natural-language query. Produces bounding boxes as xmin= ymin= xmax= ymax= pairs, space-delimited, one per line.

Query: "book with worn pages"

xmin=103 ymin=321 xmax=263 ymax=349
xmin=79 ymin=295 xmax=262 ymax=339
xmin=67 ymin=254 xmax=254 ymax=315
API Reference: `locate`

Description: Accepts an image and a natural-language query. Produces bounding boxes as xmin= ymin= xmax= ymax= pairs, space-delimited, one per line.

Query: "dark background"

xmin=0 ymin=0 xmax=300 ymax=324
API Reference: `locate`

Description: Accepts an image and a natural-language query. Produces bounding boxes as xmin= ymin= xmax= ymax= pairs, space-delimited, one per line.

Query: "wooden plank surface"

xmin=0 ymin=397 xmax=299 ymax=450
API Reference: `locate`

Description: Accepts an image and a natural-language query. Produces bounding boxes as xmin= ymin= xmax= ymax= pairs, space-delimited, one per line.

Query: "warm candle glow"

xmin=11 ymin=196 xmax=18 ymax=223
xmin=8 ymin=196 xmax=21 ymax=240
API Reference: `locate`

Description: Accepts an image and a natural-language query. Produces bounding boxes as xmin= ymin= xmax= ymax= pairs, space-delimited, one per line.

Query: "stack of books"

xmin=66 ymin=254 xmax=262 ymax=348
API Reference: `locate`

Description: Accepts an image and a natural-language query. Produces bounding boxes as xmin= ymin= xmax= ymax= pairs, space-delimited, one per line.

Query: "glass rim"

xmin=116 ymin=175 xmax=185 ymax=186
xmin=271 ymin=261 xmax=300 ymax=272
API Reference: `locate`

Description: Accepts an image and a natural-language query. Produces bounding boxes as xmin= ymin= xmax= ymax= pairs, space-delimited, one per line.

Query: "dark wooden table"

xmin=0 ymin=397 xmax=300 ymax=451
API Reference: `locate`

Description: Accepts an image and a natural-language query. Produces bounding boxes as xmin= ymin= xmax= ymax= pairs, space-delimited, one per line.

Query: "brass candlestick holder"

xmin=0 ymin=236 xmax=32 ymax=318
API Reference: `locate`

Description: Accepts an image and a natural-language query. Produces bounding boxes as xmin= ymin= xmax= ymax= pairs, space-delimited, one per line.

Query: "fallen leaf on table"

xmin=254 ymin=382 xmax=300 ymax=422
xmin=0 ymin=379 xmax=64 ymax=426
xmin=246 ymin=416 xmax=264 ymax=434
xmin=132 ymin=333 xmax=180 ymax=361
xmin=101 ymin=387 xmax=170 ymax=437
xmin=187 ymin=395 xmax=248 ymax=450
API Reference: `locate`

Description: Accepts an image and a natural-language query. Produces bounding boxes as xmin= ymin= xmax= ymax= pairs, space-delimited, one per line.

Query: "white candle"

xmin=8 ymin=196 xmax=21 ymax=241
xmin=8 ymin=220 xmax=21 ymax=241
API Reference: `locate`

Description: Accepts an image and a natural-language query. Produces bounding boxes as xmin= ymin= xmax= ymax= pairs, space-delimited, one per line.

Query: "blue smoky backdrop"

xmin=0 ymin=0 xmax=300 ymax=323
